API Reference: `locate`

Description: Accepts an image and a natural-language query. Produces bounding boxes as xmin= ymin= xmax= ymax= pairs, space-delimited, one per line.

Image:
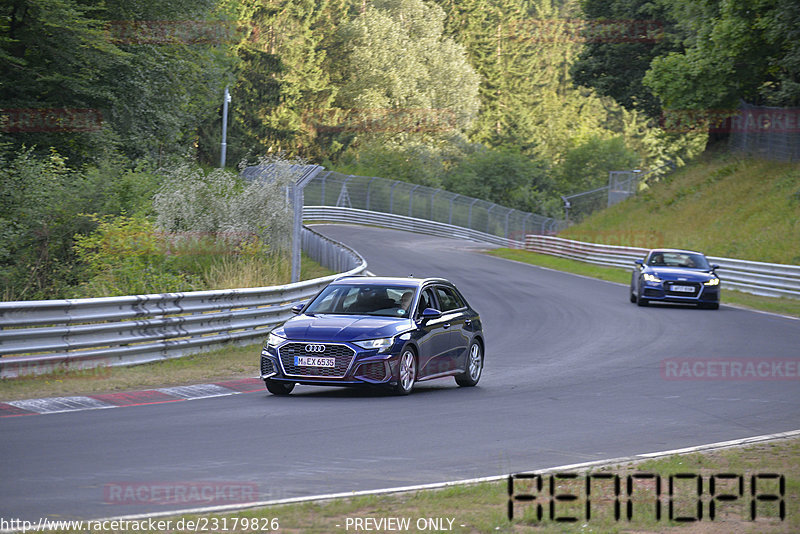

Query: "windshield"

xmin=305 ymin=284 xmax=416 ymax=317
xmin=648 ymin=252 xmax=710 ymax=270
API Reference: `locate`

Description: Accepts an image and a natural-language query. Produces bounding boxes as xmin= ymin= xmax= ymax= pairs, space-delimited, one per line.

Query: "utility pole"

xmin=220 ymin=86 xmax=231 ymax=168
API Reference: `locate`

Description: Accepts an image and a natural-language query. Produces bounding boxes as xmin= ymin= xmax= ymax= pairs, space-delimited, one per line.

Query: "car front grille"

xmin=665 ymin=281 xmax=701 ymax=296
xmin=260 ymin=356 xmax=275 ymax=376
xmin=356 ymin=361 xmax=387 ymax=382
xmin=278 ymin=343 xmax=355 ymax=378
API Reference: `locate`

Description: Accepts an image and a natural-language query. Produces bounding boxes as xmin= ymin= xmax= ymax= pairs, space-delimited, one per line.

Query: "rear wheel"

xmin=456 ymin=340 xmax=483 ymax=387
xmin=394 ymin=348 xmax=417 ymax=395
xmin=265 ymin=380 xmax=295 ymax=396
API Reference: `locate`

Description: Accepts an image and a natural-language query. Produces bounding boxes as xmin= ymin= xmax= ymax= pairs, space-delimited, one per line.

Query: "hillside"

xmin=560 ymin=151 xmax=800 ymax=265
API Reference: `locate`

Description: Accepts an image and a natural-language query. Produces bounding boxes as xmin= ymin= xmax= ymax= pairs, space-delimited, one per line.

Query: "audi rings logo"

xmin=305 ymin=344 xmax=326 ymax=353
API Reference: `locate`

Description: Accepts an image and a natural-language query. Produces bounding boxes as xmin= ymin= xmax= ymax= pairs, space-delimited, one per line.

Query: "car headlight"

xmin=354 ymin=337 xmax=394 ymax=353
xmin=266 ymin=332 xmax=285 ymax=348
xmin=704 ymin=278 xmax=720 ymax=286
xmin=643 ymin=273 xmax=661 ymax=283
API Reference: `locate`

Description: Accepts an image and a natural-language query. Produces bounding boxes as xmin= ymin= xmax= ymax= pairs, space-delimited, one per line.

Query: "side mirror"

xmin=291 ymin=303 xmax=305 ymax=315
xmin=634 ymin=259 xmax=644 ymax=266
xmin=420 ymin=308 xmax=442 ymax=321
xmin=711 ymin=264 xmax=720 ymax=270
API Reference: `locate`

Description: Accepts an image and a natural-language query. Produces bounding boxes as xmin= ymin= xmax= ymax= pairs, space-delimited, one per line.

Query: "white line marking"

xmin=70 ymin=428 xmax=800 ymax=525
xmin=156 ymin=384 xmax=235 ymax=399
xmin=7 ymin=396 xmax=114 ymax=414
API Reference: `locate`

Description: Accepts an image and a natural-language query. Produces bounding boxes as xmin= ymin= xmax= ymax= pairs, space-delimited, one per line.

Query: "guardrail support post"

xmin=291 ymin=165 xmax=325 ymax=283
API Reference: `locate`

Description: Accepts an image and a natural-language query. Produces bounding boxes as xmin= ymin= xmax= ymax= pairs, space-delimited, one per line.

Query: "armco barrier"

xmin=0 ymin=227 xmax=366 ymax=378
xmin=308 ymin=206 xmax=800 ymax=299
xmin=525 ymin=234 xmax=800 ymax=299
xmin=303 ymin=206 xmax=525 ymax=248
xmin=3 ymin=209 xmax=798 ymax=378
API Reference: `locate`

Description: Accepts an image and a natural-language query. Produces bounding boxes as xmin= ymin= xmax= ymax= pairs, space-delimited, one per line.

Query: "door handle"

xmin=443 ymin=323 xmax=451 ymax=329
xmin=464 ymin=319 xmax=472 ymax=326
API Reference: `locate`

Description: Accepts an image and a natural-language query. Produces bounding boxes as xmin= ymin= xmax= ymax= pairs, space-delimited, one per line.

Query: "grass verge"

xmin=0 ymin=343 xmax=261 ymax=402
xmin=46 ymin=435 xmax=798 ymax=533
xmin=0 ymin=255 xmax=334 ymax=402
xmin=487 ymin=248 xmax=800 ymax=318
xmin=560 ymin=154 xmax=800 ymax=265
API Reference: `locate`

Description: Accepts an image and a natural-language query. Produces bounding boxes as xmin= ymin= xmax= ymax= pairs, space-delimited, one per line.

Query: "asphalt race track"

xmin=2 ymin=225 xmax=799 ymax=521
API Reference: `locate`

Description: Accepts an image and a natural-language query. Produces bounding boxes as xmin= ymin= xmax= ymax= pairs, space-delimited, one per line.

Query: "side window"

xmin=416 ymin=288 xmax=436 ymax=316
xmin=435 ymin=286 xmax=464 ymax=312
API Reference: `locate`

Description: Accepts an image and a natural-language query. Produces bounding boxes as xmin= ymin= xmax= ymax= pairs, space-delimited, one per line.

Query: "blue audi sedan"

xmin=630 ymin=249 xmax=721 ymax=309
xmin=260 ymin=276 xmax=484 ymax=395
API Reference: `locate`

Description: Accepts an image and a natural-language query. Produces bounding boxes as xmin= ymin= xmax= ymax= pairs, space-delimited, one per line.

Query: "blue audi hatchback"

xmin=630 ymin=249 xmax=721 ymax=309
xmin=260 ymin=276 xmax=484 ymax=395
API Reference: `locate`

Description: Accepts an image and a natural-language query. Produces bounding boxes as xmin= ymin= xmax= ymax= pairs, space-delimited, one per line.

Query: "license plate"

xmin=671 ymin=285 xmax=695 ymax=293
xmin=295 ymin=356 xmax=335 ymax=368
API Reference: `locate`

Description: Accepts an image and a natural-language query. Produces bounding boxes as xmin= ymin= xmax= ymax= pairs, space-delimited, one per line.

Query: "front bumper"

xmin=260 ymin=342 xmax=399 ymax=387
xmin=642 ymin=281 xmax=720 ymax=304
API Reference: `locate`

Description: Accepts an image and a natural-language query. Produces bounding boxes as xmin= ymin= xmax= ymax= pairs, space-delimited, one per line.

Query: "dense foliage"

xmin=572 ymin=0 xmax=800 ymax=113
xmin=1 ymin=0 xmax=794 ymax=298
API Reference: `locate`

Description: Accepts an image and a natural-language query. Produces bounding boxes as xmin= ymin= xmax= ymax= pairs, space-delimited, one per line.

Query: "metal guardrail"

xmin=309 ymin=206 xmax=800 ymax=299
xmin=525 ymin=234 xmax=800 ymax=299
xmin=3 ymin=207 xmax=797 ymax=378
xmin=304 ymin=171 xmax=565 ymax=239
xmin=304 ymin=206 xmax=524 ymax=248
xmin=0 ymin=227 xmax=367 ymax=378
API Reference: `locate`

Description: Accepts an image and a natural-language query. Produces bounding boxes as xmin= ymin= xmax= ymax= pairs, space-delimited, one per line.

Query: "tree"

xmin=569 ymin=0 xmax=683 ymax=120
xmin=205 ymin=0 xmax=341 ymax=165
xmin=0 ymin=0 xmax=235 ymax=164
xmin=555 ymin=135 xmax=640 ymax=192
xmin=443 ymin=148 xmax=555 ymax=212
xmin=643 ymin=0 xmax=800 ymax=111
xmin=331 ymin=0 xmax=481 ymax=146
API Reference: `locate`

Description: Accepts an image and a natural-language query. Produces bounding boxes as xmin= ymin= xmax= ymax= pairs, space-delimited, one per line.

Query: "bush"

xmin=72 ymin=215 xmax=200 ymax=297
xmin=0 ymin=148 xmax=166 ymax=300
xmin=443 ymin=148 xmax=556 ymax=213
xmin=152 ymin=159 xmax=294 ymax=252
xmin=555 ymin=136 xmax=641 ymax=193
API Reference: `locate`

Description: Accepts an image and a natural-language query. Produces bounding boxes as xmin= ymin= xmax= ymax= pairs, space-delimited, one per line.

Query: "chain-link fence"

xmin=304 ymin=171 xmax=565 ymax=242
xmin=563 ymin=170 xmax=643 ymax=224
xmin=729 ymin=102 xmax=800 ymax=161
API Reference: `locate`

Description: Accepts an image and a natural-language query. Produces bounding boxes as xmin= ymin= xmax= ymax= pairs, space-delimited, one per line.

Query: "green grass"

xmin=0 ymin=343 xmax=261 ymax=402
xmin=45 ymin=436 xmax=799 ymax=533
xmin=561 ymin=152 xmax=800 ymax=265
xmin=487 ymin=248 xmax=800 ymax=318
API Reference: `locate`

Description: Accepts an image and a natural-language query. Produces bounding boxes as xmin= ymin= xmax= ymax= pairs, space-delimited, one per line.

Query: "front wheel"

xmin=456 ymin=340 xmax=483 ymax=387
xmin=393 ymin=348 xmax=417 ymax=395
xmin=636 ymin=285 xmax=649 ymax=307
xmin=265 ymin=380 xmax=295 ymax=395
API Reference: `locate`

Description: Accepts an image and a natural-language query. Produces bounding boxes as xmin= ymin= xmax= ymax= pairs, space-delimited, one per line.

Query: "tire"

xmin=636 ymin=287 xmax=649 ymax=307
xmin=456 ymin=340 xmax=483 ymax=387
xmin=630 ymin=291 xmax=637 ymax=303
xmin=394 ymin=348 xmax=417 ymax=395
xmin=265 ymin=380 xmax=295 ymax=395
xmin=700 ymin=302 xmax=720 ymax=310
